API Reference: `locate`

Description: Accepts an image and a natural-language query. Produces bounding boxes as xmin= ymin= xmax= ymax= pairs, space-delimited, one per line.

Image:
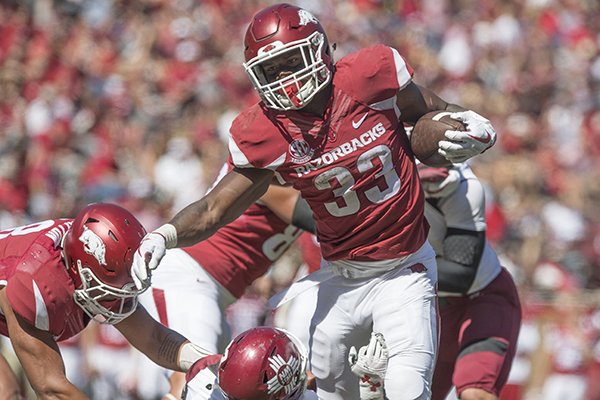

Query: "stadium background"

xmin=1 ymin=0 xmax=600 ymax=398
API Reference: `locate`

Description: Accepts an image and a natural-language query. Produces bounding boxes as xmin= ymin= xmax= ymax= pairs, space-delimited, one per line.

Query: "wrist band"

xmin=163 ymin=394 xmax=178 ymax=400
xmin=178 ymin=342 xmax=213 ymax=371
xmin=155 ymin=223 xmax=178 ymax=248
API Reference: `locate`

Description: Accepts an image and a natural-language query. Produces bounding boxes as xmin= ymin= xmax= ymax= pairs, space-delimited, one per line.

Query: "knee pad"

xmin=384 ymin=365 xmax=430 ymax=400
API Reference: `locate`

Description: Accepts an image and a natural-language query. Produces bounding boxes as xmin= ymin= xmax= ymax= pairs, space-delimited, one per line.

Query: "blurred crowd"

xmin=1 ymin=0 xmax=600 ymax=398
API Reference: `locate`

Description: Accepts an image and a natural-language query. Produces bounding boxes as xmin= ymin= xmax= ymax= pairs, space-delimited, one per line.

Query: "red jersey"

xmin=183 ymin=203 xmax=302 ymax=298
xmin=0 ymin=219 xmax=88 ymax=341
xmin=228 ymin=45 xmax=427 ymax=261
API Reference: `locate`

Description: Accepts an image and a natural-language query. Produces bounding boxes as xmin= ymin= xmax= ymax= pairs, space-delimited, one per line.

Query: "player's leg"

xmin=372 ymin=259 xmax=438 ymax=400
xmin=453 ymin=268 xmax=521 ymax=400
xmin=281 ymin=285 xmax=319 ymax=350
xmin=432 ymin=297 xmax=461 ymax=400
xmin=307 ymin=278 xmax=370 ymax=400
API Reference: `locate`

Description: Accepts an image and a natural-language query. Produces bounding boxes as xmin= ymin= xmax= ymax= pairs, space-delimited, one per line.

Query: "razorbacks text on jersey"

xmin=0 ymin=219 xmax=88 ymax=341
xmin=228 ymin=45 xmax=428 ymax=262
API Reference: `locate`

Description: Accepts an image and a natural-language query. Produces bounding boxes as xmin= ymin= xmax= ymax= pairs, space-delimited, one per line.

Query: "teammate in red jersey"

xmin=137 ymin=177 xmax=315 ymax=399
xmin=132 ymin=4 xmax=497 ymax=399
xmin=0 ymin=203 xmax=211 ymax=399
xmin=418 ymin=163 xmax=522 ymax=400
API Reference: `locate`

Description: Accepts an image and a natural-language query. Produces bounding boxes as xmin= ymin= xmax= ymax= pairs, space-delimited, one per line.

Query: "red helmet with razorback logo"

xmin=63 ymin=203 xmax=146 ymax=324
xmin=243 ymin=3 xmax=333 ymax=111
xmin=217 ymin=327 xmax=308 ymax=400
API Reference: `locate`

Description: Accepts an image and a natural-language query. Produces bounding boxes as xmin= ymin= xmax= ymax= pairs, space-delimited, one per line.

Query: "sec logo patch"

xmin=289 ymin=139 xmax=314 ymax=163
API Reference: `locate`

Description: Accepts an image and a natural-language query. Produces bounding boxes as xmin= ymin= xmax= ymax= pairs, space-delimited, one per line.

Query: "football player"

xmin=182 ymin=327 xmax=388 ymax=400
xmin=418 ymin=163 xmax=522 ymax=400
xmin=0 ymin=203 xmax=211 ymax=399
xmin=132 ymin=4 xmax=497 ymax=399
xmin=137 ymin=174 xmax=315 ymax=399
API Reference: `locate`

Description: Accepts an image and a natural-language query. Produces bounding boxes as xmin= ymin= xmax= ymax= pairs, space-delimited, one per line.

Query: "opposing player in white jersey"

xmin=183 ymin=327 xmax=388 ymax=400
xmin=418 ymin=163 xmax=522 ymax=400
xmin=132 ymin=4 xmax=497 ymax=399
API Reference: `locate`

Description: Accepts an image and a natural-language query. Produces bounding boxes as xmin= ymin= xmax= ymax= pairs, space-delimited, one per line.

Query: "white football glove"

xmin=438 ymin=110 xmax=496 ymax=163
xmin=131 ymin=224 xmax=178 ymax=291
xmin=131 ymin=232 xmax=165 ymax=291
xmin=348 ymin=333 xmax=388 ymax=400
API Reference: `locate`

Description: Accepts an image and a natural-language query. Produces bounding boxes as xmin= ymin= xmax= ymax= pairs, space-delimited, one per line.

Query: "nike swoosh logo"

xmin=466 ymin=129 xmax=492 ymax=144
xmin=352 ymin=112 xmax=369 ymax=129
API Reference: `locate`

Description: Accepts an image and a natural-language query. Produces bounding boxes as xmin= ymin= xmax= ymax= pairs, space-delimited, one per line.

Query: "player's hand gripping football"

xmin=348 ymin=332 xmax=388 ymax=400
xmin=438 ymin=110 xmax=496 ymax=163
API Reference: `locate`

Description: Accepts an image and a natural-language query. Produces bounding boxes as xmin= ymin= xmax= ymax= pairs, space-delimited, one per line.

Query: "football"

xmin=410 ymin=111 xmax=466 ymax=167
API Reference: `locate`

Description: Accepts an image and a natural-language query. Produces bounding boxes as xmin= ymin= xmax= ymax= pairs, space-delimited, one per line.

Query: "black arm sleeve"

xmin=291 ymin=196 xmax=316 ymax=234
xmin=437 ymin=228 xmax=486 ymax=293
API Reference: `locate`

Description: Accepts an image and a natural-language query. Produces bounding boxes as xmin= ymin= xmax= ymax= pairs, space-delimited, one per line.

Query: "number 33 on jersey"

xmin=228 ymin=44 xmax=428 ymax=263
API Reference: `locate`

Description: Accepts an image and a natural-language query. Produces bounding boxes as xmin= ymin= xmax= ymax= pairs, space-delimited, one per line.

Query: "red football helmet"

xmin=63 ymin=203 xmax=146 ymax=324
xmin=243 ymin=3 xmax=333 ymax=110
xmin=218 ymin=327 xmax=308 ymax=400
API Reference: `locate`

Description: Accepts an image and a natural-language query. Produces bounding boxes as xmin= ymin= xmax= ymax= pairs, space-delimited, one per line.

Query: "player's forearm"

xmin=118 ymin=307 xmax=189 ymax=371
xmin=32 ymin=382 xmax=89 ymax=400
xmin=154 ymin=331 xmax=189 ymax=371
xmin=118 ymin=308 xmax=212 ymax=372
xmin=169 ymin=197 xmax=227 ymax=248
xmin=25 ymin=362 xmax=88 ymax=400
xmin=0 ymin=355 xmax=23 ymax=399
xmin=168 ymin=169 xmax=272 ymax=248
xmin=170 ymin=196 xmax=262 ymax=248
xmin=18 ymin=359 xmax=86 ymax=400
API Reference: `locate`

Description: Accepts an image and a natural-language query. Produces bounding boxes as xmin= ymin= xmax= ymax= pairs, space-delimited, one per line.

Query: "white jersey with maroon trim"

xmin=0 ymin=219 xmax=88 ymax=341
xmin=424 ymin=164 xmax=501 ymax=294
xmin=228 ymin=44 xmax=428 ymax=262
